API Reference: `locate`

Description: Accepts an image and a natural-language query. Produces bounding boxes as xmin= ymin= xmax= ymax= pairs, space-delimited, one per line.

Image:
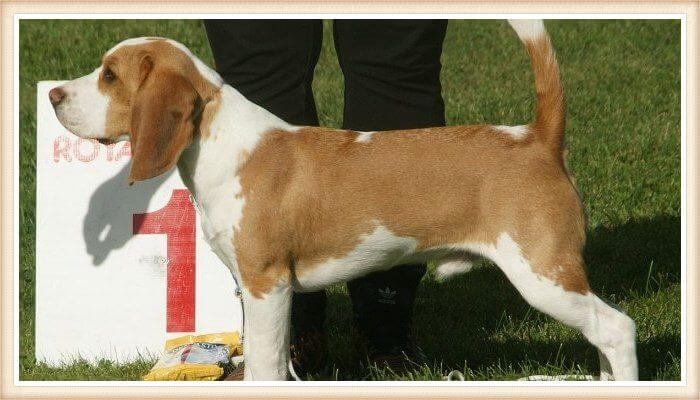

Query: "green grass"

xmin=19 ymin=19 xmax=681 ymax=381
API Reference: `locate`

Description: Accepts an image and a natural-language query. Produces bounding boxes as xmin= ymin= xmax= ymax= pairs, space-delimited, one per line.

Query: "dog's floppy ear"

xmin=128 ymin=58 xmax=200 ymax=185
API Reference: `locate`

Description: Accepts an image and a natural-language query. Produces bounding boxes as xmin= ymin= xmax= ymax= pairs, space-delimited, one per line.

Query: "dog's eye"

xmin=103 ymin=68 xmax=116 ymax=83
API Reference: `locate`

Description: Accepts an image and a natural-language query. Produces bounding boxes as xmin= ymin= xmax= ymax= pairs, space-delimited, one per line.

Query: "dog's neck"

xmin=177 ymin=83 xmax=297 ymax=214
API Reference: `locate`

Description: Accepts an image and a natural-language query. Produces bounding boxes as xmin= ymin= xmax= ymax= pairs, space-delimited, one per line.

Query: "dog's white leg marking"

xmin=598 ymin=346 xmax=615 ymax=381
xmin=464 ymin=233 xmax=638 ymax=381
xmin=241 ymin=283 xmax=292 ymax=381
xmin=583 ymin=297 xmax=638 ymax=381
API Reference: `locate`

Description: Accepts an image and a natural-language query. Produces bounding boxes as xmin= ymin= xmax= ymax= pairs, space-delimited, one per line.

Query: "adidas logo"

xmin=377 ymin=286 xmax=397 ymax=304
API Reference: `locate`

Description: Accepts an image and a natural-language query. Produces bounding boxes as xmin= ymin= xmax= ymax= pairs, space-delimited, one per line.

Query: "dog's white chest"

xmin=178 ymin=142 xmax=245 ymax=276
xmin=194 ymin=184 xmax=244 ymax=274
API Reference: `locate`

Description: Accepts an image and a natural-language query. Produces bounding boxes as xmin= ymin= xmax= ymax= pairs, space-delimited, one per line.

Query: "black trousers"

xmin=205 ymin=19 xmax=447 ymax=349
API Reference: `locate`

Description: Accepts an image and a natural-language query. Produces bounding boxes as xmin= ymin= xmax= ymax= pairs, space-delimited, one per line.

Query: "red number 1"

xmin=133 ymin=189 xmax=196 ymax=332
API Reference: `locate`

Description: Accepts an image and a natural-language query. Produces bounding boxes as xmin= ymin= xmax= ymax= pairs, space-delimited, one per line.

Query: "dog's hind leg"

xmin=480 ymin=233 xmax=638 ymax=381
xmin=585 ymin=297 xmax=638 ymax=381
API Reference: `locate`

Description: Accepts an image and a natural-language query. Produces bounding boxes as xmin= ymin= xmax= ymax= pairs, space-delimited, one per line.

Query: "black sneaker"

xmin=289 ymin=290 xmax=331 ymax=379
xmin=290 ymin=327 xmax=329 ymax=379
xmin=353 ymin=325 xmax=427 ymax=375
xmin=348 ymin=264 xmax=428 ymax=375
xmin=222 ymin=362 xmax=245 ymax=381
xmin=225 ymin=327 xmax=329 ymax=381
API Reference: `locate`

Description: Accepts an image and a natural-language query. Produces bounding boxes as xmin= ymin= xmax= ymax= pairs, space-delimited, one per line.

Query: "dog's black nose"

xmin=49 ymin=87 xmax=66 ymax=107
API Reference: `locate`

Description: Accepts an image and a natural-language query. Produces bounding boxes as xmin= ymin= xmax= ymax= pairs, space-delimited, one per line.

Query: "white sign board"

xmin=36 ymin=81 xmax=242 ymax=365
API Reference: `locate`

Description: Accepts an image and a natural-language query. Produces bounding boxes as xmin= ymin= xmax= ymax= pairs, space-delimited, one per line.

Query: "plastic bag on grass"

xmin=143 ymin=331 xmax=242 ymax=381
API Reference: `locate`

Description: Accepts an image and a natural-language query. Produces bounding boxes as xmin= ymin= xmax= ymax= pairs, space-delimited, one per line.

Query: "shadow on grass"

xmin=585 ymin=214 xmax=681 ymax=296
xmin=325 ymin=214 xmax=681 ymax=380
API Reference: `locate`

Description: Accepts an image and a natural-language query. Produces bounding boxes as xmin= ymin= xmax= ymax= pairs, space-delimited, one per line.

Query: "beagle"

xmin=50 ymin=20 xmax=638 ymax=381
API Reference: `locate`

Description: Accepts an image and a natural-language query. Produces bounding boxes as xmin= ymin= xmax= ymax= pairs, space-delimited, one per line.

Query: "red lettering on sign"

xmin=115 ymin=141 xmax=131 ymax=161
xmin=105 ymin=143 xmax=117 ymax=161
xmin=52 ymin=135 xmax=131 ymax=163
xmin=53 ymin=136 xmax=72 ymax=163
xmin=74 ymin=138 xmax=100 ymax=162
xmin=133 ymin=189 xmax=196 ymax=332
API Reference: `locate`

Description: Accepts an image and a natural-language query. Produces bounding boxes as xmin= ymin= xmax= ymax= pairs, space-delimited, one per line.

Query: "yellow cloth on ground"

xmin=143 ymin=332 xmax=242 ymax=381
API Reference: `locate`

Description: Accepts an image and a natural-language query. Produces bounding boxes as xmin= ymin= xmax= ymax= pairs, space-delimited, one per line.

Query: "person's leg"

xmin=204 ymin=19 xmax=322 ymax=125
xmin=204 ymin=19 xmax=328 ymax=378
xmin=334 ymin=19 xmax=448 ymax=369
xmin=333 ymin=19 xmax=447 ymax=130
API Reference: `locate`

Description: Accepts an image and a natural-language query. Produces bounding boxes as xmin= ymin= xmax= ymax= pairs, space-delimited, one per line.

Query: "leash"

xmin=442 ymin=371 xmax=597 ymax=381
xmin=516 ymin=374 xmax=596 ymax=381
xmin=188 ymin=194 xmax=247 ymax=352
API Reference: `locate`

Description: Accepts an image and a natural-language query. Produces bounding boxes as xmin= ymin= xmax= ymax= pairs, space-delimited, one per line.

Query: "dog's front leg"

xmin=241 ymin=282 xmax=293 ymax=381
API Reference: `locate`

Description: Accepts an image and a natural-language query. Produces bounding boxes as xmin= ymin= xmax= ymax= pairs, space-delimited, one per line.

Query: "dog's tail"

xmin=508 ymin=20 xmax=565 ymax=154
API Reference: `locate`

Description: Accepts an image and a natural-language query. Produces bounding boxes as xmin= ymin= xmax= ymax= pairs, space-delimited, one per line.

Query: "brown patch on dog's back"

xmin=233 ymin=125 xmax=589 ymax=297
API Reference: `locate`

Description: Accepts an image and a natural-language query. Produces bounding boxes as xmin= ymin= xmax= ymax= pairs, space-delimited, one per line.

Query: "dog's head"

xmin=49 ymin=37 xmax=223 ymax=184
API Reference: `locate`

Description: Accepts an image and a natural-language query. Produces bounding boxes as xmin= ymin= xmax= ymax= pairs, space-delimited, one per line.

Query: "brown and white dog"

xmin=49 ymin=20 xmax=638 ymax=381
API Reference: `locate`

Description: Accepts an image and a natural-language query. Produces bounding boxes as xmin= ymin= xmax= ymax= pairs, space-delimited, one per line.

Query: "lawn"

xmin=18 ymin=19 xmax=681 ymax=381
